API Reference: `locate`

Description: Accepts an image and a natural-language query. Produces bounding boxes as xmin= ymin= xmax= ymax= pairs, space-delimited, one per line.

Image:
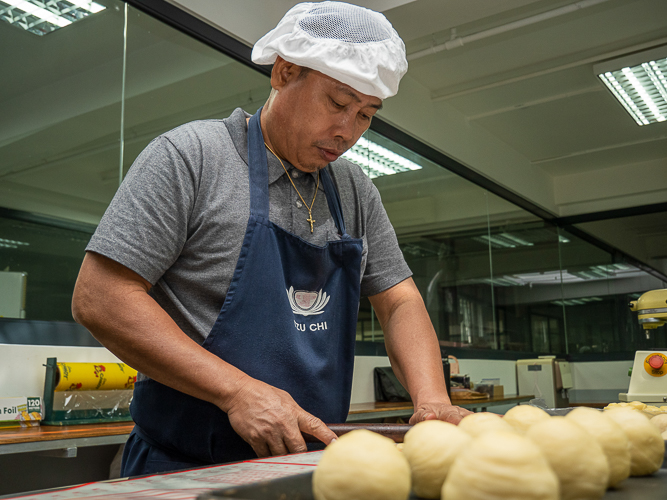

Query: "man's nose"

xmin=333 ymin=111 xmax=357 ymax=143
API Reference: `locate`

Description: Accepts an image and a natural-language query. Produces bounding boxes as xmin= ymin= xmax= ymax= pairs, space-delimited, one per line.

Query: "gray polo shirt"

xmin=87 ymin=108 xmax=411 ymax=343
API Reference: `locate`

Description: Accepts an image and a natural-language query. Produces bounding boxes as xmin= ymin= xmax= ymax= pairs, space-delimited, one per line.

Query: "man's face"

xmin=265 ymin=61 xmax=383 ymax=173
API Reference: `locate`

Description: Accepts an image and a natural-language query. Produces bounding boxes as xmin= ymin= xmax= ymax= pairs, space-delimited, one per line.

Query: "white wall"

xmin=351 ymin=356 xmax=635 ymax=409
xmin=553 ymin=158 xmax=667 ymax=216
xmin=457 ymin=358 xmax=518 ymax=395
xmin=570 ymin=360 xmax=633 ymax=391
xmin=350 ymin=355 xmax=391 ymax=404
xmin=0 ymin=344 xmax=121 ymax=399
xmin=2 ymin=343 xmax=634 ymax=410
xmin=350 ymin=355 xmax=519 ymax=404
xmin=569 ymin=359 xmax=633 ymax=403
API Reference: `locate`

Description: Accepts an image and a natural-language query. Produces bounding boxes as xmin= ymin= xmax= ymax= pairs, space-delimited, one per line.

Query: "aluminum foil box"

xmin=0 ymin=396 xmax=42 ymax=428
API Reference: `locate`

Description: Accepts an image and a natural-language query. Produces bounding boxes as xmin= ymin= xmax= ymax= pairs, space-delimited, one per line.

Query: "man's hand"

xmin=410 ymin=402 xmax=474 ymax=426
xmin=225 ymin=377 xmax=337 ymax=457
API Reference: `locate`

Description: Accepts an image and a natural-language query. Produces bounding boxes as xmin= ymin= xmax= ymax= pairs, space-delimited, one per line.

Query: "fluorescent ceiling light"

xmin=460 ymin=263 xmax=646 ymax=288
xmin=473 ymin=233 xmax=534 ymax=249
xmin=594 ymin=45 xmax=667 ymax=126
xmin=342 ymin=137 xmax=422 ymax=179
xmin=0 ymin=238 xmax=29 ymax=249
xmin=0 ymin=0 xmax=105 ymax=36
xmin=552 ymin=297 xmax=604 ymax=307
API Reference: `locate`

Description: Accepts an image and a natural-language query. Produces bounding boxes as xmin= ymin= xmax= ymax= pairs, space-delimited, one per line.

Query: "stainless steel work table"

xmin=346 ymin=394 xmax=535 ymax=421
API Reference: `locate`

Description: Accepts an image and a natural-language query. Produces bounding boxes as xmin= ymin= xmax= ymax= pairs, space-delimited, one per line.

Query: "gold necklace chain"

xmin=264 ymin=142 xmax=320 ymax=233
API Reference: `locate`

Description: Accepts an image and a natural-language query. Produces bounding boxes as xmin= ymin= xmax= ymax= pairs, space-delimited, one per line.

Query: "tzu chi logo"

xmin=287 ymin=286 xmax=329 ymax=316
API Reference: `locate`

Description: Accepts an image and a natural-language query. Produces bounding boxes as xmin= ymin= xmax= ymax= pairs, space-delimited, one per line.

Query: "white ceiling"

xmin=170 ymin=0 xmax=667 ymax=214
xmin=396 ymin=0 xmax=667 ymax=175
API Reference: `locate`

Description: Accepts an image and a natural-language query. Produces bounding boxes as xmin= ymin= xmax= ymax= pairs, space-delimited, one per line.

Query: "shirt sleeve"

xmin=360 ymin=180 xmax=412 ymax=297
xmin=86 ymin=135 xmax=197 ymax=285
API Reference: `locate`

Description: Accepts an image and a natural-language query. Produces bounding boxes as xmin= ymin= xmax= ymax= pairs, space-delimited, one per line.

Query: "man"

xmin=72 ymin=1 xmax=471 ymax=477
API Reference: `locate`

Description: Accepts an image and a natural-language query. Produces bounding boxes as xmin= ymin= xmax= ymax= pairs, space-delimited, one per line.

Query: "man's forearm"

xmin=72 ymin=252 xmax=248 ymax=412
xmin=369 ymin=278 xmax=450 ymax=406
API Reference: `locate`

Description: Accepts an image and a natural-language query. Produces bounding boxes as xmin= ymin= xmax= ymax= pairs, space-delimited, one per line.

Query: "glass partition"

xmin=0 ymin=1 xmax=271 ymax=327
xmin=560 ymin=221 xmax=667 ymax=355
xmin=351 ymin=125 xmax=667 ymax=358
xmin=122 ymin=5 xmax=270 ymax=170
xmin=0 ymin=0 xmax=126 ymax=224
xmin=0 ymin=214 xmax=93 ymax=321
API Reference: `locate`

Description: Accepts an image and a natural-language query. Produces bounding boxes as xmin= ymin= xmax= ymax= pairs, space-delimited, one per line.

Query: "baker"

xmin=72 ymin=1 xmax=472 ymax=477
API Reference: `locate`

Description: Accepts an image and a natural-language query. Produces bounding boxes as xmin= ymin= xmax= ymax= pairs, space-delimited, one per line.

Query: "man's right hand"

xmin=224 ymin=377 xmax=337 ymax=457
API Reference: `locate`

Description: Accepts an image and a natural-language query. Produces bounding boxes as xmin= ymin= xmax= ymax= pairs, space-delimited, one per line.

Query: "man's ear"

xmin=270 ymin=56 xmax=300 ymax=91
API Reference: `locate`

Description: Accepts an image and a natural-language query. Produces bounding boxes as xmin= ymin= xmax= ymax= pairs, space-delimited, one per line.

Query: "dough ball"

xmin=503 ymin=405 xmax=550 ymax=434
xmin=565 ymin=407 xmax=630 ymax=487
xmin=650 ymin=414 xmax=667 ymax=434
xmin=628 ymin=401 xmax=647 ymax=411
xmin=442 ymin=431 xmax=559 ymax=500
xmin=458 ymin=412 xmax=515 ymax=438
xmin=526 ymin=417 xmax=609 ymax=500
xmin=606 ymin=408 xmax=665 ymax=476
xmin=662 ymin=430 xmax=667 ymax=440
xmin=312 ymin=429 xmax=410 ymax=500
xmin=402 ymin=420 xmax=471 ymax=499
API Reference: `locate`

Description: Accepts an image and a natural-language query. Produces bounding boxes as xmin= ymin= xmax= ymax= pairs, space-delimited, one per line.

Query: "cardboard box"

xmin=0 ymin=397 xmax=42 ymax=428
xmin=493 ymin=385 xmax=504 ymax=398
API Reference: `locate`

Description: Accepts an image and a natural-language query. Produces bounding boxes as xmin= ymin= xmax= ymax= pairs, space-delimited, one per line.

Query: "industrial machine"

xmin=42 ymin=357 xmax=136 ymax=425
xmin=620 ymin=289 xmax=667 ymax=403
xmin=619 ymin=351 xmax=667 ymax=403
xmin=517 ymin=356 xmax=573 ymax=408
xmin=0 ymin=271 xmax=27 ymax=318
xmin=629 ymin=288 xmax=667 ymax=335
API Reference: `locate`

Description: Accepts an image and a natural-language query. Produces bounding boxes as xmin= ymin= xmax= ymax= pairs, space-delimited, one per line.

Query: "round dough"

xmin=628 ymin=401 xmax=647 ymax=411
xmin=458 ymin=412 xmax=515 ymax=438
xmin=565 ymin=407 xmax=630 ymax=487
xmin=503 ymin=405 xmax=550 ymax=434
xmin=526 ymin=417 xmax=609 ymax=500
xmin=312 ymin=429 xmax=411 ymax=500
xmin=442 ymin=431 xmax=559 ymax=500
xmin=650 ymin=414 xmax=667 ymax=434
xmin=402 ymin=420 xmax=471 ymax=499
xmin=605 ymin=408 xmax=665 ymax=476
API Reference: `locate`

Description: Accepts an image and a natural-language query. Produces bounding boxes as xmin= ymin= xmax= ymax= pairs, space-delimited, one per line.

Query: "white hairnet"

xmin=251 ymin=1 xmax=408 ymax=100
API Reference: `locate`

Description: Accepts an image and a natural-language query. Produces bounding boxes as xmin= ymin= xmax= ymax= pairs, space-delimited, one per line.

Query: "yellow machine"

xmin=629 ymin=288 xmax=667 ymax=335
xmin=619 ymin=289 xmax=667 ymax=403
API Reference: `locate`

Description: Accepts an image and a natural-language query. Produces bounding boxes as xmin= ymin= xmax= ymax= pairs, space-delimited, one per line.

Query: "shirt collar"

xmin=226 ymin=108 xmax=320 ymax=186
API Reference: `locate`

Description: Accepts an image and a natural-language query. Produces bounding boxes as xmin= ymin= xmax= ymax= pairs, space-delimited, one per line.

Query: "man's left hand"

xmin=409 ymin=402 xmax=474 ymax=425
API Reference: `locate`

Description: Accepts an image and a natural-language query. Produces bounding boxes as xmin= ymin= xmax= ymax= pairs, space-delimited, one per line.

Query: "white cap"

xmin=251 ymin=1 xmax=408 ymax=100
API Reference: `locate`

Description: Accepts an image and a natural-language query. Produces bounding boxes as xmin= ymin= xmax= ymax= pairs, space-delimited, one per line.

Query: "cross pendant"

xmin=307 ymin=214 xmax=315 ymax=233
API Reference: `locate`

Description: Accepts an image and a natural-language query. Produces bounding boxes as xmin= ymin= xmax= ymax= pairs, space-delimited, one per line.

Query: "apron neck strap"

xmin=320 ymin=168 xmax=349 ymax=238
xmin=248 ymin=108 xmax=270 ymax=217
xmin=247 ymin=107 xmax=349 ymax=237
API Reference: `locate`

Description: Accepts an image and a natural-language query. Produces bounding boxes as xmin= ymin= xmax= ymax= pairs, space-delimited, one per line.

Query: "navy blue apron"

xmin=121 ymin=108 xmax=363 ymax=476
